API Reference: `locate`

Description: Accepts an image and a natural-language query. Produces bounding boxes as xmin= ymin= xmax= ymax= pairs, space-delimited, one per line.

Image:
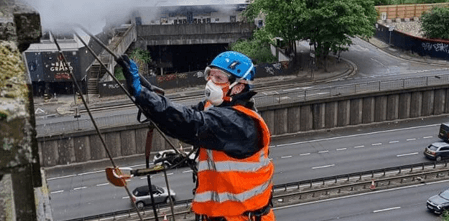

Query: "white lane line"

xmin=78 ymin=170 xmax=103 ymax=176
xmin=281 ymin=155 xmax=292 ymax=159
xmin=354 ymin=145 xmax=364 ymax=148
xmin=183 ymin=170 xmax=193 ymax=173
xmin=389 ymin=141 xmax=399 ymax=144
xmin=372 ymin=143 xmax=382 ymax=146
xmin=96 ymin=183 xmax=109 ymax=187
xmin=318 ymin=150 xmax=329 ymax=154
xmin=275 ymin=123 xmax=439 ymax=147
xmin=336 ymin=148 xmax=347 ymax=151
xmin=50 ymin=190 xmax=64 ymax=194
xmin=423 ymin=136 xmax=433 ymax=139
xmin=73 ymin=187 xmax=87 ymax=191
xmin=373 ymin=206 xmax=401 ymax=213
xmin=47 ymin=174 xmax=76 ymax=181
xmin=406 ymin=138 xmax=416 ymax=141
xmin=122 ymin=196 xmax=129 ymax=199
xmin=312 ymin=164 xmax=335 ymax=170
xmin=300 ymin=153 xmax=310 ymax=156
xmin=397 ymin=152 xmax=418 ymax=157
xmin=165 ymin=173 xmax=174 ymax=176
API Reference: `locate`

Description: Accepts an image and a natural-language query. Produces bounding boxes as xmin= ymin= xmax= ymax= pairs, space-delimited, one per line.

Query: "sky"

xmin=20 ymin=0 xmax=248 ymax=34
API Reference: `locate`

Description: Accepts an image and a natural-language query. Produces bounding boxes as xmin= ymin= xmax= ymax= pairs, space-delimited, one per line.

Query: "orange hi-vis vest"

xmin=192 ymin=105 xmax=274 ymax=217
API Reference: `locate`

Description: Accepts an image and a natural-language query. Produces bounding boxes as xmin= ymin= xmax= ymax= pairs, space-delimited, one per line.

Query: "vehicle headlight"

xmin=437 ymin=205 xmax=441 ymax=209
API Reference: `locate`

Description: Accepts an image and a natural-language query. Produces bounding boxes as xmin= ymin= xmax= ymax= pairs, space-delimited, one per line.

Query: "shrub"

xmin=421 ymin=6 xmax=449 ymax=40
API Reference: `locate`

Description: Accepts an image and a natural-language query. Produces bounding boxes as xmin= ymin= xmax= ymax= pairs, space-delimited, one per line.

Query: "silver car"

xmin=131 ymin=185 xmax=176 ymax=209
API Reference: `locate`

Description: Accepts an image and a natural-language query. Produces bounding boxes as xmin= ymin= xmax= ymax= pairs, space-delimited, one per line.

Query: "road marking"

xmin=122 ymin=196 xmax=129 ymax=199
xmin=183 ymin=170 xmax=193 ymax=173
xmin=423 ymin=136 xmax=433 ymax=139
xmin=50 ymin=190 xmax=64 ymax=194
xmin=373 ymin=207 xmax=401 ymax=213
xmin=372 ymin=143 xmax=382 ymax=146
xmin=47 ymin=174 xmax=76 ymax=181
xmin=406 ymin=138 xmax=416 ymax=141
xmin=275 ymin=124 xmax=439 ymax=147
xmin=73 ymin=186 xmax=87 ymax=191
xmin=78 ymin=170 xmax=103 ymax=176
xmin=397 ymin=152 xmax=418 ymax=157
xmin=318 ymin=150 xmax=329 ymax=154
xmin=281 ymin=155 xmax=292 ymax=159
xmin=336 ymin=148 xmax=347 ymax=151
xmin=300 ymin=153 xmax=310 ymax=156
xmin=312 ymin=164 xmax=335 ymax=170
xmin=354 ymin=145 xmax=364 ymax=148
xmin=389 ymin=141 xmax=399 ymax=144
xmin=96 ymin=183 xmax=109 ymax=187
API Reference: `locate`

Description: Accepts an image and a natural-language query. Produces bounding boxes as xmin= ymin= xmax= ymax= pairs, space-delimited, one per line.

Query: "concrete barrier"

xmin=39 ymin=85 xmax=449 ymax=167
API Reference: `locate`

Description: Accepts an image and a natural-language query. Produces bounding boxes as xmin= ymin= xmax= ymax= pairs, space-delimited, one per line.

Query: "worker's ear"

xmin=230 ymin=83 xmax=245 ymax=95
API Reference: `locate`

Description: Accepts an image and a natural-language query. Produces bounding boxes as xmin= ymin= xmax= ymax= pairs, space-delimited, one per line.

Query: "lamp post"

xmin=388 ymin=26 xmax=395 ymax=46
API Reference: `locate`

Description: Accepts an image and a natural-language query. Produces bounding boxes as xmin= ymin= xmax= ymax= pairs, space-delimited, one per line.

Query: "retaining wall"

xmin=39 ymin=85 xmax=449 ymax=167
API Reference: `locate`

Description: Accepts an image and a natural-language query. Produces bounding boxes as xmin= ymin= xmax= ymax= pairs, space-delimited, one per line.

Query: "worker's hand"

xmin=116 ymin=55 xmax=142 ymax=97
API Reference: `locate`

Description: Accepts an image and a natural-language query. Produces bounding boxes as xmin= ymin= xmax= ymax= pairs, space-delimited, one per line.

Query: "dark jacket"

xmin=136 ymin=87 xmax=262 ymax=159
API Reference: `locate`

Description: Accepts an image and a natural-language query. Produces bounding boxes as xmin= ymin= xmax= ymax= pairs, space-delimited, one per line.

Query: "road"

xmin=275 ymin=179 xmax=448 ymax=221
xmin=47 ymin=115 xmax=449 ymax=220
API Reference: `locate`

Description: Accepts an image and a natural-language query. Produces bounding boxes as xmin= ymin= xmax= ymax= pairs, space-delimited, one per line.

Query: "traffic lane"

xmin=272 ymin=135 xmax=438 ymax=184
xmin=49 ymin=168 xmax=196 ymax=220
xmin=274 ymin=180 xmax=449 ymax=221
xmin=270 ymin=123 xmax=440 ymax=160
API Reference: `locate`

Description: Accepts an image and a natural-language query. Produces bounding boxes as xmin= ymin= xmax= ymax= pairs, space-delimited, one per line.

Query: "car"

xmin=424 ymin=142 xmax=449 ymax=161
xmin=438 ymin=123 xmax=449 ymax=142
xmin=153 ymin=149 xmax=196 ymax=168
xmin=131 ymin=185 xmax=176 ymax=209
xmin=427 ymin=188 xmax=449 ymax=214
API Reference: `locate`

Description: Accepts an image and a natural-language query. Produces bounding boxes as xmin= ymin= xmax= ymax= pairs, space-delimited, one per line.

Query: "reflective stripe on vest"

xmin=192 ymin=105 xmax=273 ymax=217
xmin=198 ymin=149 xmax=271 ymax=172
xmin=193 ymin=179 xmax=271 ymax=203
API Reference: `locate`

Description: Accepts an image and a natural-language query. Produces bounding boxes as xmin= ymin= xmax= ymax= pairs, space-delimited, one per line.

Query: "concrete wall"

xmin=38 ymin=85 xmax=449 ymax=167
xmin=135 ymin=22 xmax=256 ymax=46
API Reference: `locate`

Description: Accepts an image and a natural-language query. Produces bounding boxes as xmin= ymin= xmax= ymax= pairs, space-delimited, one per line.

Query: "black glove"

xmin=116 ymin=55 xmax=142 ymax=96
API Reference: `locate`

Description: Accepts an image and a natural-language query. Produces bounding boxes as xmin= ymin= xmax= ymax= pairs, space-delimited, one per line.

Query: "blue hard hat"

xmin=209 ymin=51 xmax=255 ymax=82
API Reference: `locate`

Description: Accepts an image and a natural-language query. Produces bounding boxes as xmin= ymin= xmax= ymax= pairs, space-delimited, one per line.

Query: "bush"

xmin=230 ymin=39 xmax=277 ymax=64
xmin=421 ymin=6 xmax=449 ymax=40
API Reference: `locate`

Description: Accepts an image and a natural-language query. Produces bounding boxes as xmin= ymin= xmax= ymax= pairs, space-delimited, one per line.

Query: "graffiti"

xmin=265 ymin=66 xmax=275 ymax=75
xmin=280 ymin=61 xmax=289 ymax=69
xmin=194 ymin=71 xmax=204 ymax=78
xmin=157 ymin=74 xmax=177 ymax=83
xmin=434 ymin=43 xmax=449 ymax=53
xmin=273 ymin=63 xmax=282 ymax=70
xmin=54 ymin=73 xmax=71 ymax=80
xmin=107 ymin=83 xmax=121 ymax=89
xmin=422 ymin=42 xmax=449 ymax=54
xmin=178 ymin=73 xmax=188 ymax=79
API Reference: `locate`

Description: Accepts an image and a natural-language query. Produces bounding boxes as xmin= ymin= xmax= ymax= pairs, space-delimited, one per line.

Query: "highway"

xmin=274 ymin=179 xmax=448 ymax=221
xmin=46 ymin=115 xmax=449 ymax=220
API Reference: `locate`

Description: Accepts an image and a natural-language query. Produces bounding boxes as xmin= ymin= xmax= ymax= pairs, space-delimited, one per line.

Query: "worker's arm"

xmin=136 ymin=87 xmax=260 ymax=159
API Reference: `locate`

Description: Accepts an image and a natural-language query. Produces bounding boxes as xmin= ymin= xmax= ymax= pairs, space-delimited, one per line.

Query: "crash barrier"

xmin=375 ymin=3 xmax=449 ymax=20
xmin=375 ymin=22 xmax=449 ymax=60
xmin=37 ymin=72 xmax=449 ymax=167
xmin=66 ymin=160 xmax=449 ymax=221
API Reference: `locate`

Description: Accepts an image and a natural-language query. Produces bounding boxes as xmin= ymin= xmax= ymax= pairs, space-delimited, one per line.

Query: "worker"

xmin=116 ymin=51 xmax=275 ymax=221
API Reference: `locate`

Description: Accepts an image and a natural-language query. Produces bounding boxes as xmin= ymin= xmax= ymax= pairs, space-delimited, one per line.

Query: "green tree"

xmin=303 ymin=0 xmax=377 ymax=70
xmin=247 ymin=0 xmax=377 ymax=71
xmin=421 ymin=6 xmax=449 ymax=40
xmin=230 ymin=31 xmax=277 ymax=64
xmin=244 ymin=0 xmax=308 ymax=55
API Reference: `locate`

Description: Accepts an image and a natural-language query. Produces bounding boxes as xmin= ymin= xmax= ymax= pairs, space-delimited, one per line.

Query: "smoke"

xmin=21 ymin=0 xmax=248 ymax=34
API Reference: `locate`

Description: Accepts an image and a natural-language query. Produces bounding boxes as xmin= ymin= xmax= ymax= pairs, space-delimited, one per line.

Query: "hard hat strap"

xmin=229 ymin=63 xmax=253 ymax=89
